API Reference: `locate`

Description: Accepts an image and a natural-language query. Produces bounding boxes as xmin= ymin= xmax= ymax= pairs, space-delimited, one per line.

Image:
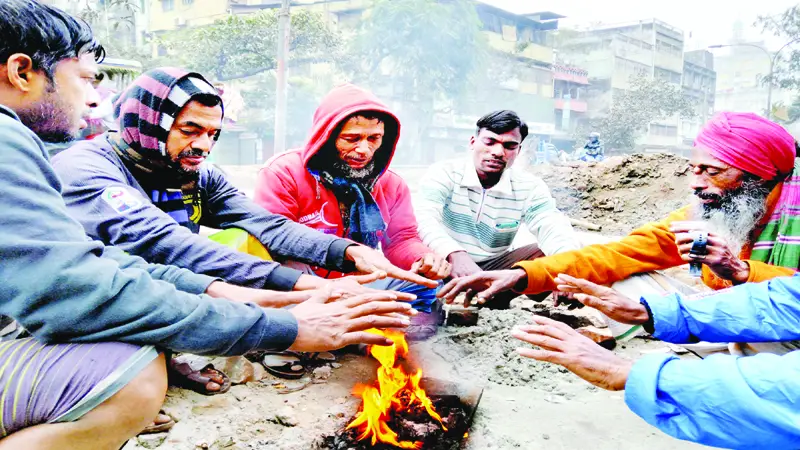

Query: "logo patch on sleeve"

xmin=101 ymin=186 xmax=142 ymax=213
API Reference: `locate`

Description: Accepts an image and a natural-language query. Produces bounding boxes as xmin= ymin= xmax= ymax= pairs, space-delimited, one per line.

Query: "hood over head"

xmin=303 ymin=84 xmax=400 ymax=180
xmin=111 ymin=67 xmax=223 ymax=174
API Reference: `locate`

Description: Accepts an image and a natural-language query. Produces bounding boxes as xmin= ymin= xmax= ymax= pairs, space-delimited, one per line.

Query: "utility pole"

xmin=272 ymin=0 xmax=291 ymax=156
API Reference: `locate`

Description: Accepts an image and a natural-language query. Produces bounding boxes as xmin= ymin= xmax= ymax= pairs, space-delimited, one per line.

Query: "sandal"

xmin=168 ymin=356 xmax=231 ymax=396
xmin=140 ymin=410 xmax=175 ymax=434
xmin=261 ymin=351 xmax=306 ymax=380
xmin=261 ymin=351 xmax=336 ymax=379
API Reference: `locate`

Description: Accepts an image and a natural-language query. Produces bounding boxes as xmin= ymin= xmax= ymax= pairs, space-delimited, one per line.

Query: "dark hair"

xmin=346 ymin=110 xmax=386 ymax=125
xmin=476 ymin=110 xmax=528 ymax=142
xmin=0 ymin=0 xmax=105 ymax=80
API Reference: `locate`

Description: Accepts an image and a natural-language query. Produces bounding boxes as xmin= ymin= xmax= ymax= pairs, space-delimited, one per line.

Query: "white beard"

xmin=691 ymin=180 xmax=770 ymax=255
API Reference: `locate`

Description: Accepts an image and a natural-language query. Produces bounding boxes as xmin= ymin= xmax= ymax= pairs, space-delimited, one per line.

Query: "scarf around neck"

xmin=317 ymin=168 xmax=386 ymax=249
xmin=110 ymin=68 xmax=222 ymax=231
xmin=751 ymin=158 xmax=800 ymax=269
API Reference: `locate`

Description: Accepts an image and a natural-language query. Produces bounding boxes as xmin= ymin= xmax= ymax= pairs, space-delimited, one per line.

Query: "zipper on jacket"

xmin=475 ymin=189 xmax=487 ymax=224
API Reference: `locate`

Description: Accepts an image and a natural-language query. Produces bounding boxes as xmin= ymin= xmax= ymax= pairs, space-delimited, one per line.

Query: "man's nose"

xmin=85 ymin=84 xmax=101 ymax=109
xmin=489 ymin=143 xmax=505 ymax=157
xmin=355 ymin=140 xmax=371 ymax=155
xmin=689 ymin=173 xmax=708 ymax=192
xmin=193 ymin=133 xmax=213 ymax=151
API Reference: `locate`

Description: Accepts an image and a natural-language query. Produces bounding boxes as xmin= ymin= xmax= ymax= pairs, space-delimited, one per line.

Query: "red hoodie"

xmin=254 ymin=84 xmax=431 ymax=278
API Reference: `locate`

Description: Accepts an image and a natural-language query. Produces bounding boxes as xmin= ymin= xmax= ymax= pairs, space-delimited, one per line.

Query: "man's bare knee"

xmin=93 ymin=352 xmax=168 ymax=434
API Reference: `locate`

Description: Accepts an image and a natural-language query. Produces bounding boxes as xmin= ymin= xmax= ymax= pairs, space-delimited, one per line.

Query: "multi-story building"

xmin=147 ymin=0 xmax=565 ymax=163
xmin=712 ymin=20 xmax=793 ymax=121
xmin=680 ymin=49 xmax=716 ymax=145
xmin=558 ymin=19 xmax=693 ymax=150
xmin=551 ymin=63 xmax=589 ymax=149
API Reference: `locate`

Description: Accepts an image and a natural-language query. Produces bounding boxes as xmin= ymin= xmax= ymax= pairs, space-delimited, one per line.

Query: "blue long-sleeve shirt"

xmin=626 ymin=275 xmax=800 ymax=449
xmin=0 ymin=105 xmax=297 ymax=356
xmin=51 ymin=136 xmax=355 ymax=291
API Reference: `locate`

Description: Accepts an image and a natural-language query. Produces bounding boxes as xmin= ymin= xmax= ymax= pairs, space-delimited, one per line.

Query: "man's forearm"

xmin=644 ymin=275 xmax=800 ymax=344
xmin=293 ymin=274 xmax=328 ymax=291
xmin=206 ymin=281 xmax=312 ymax=307
xmin=626 ymin=352 xmax=800 ymax=449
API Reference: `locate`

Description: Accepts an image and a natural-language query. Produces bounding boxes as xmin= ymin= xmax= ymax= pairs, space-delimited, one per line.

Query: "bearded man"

xmin=255 ymin=84 xmax=452 ymax=339
xmin=52 ymin=68 xmax=432 ymax=390
xmin=439 ymin=112 xmax=798 ymax=328
xmin=0 ymin=1 xmax=414 ymax=447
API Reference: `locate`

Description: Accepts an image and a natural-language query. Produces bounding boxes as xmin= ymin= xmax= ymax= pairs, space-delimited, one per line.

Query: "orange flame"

xmin=347 ymin=329 xmax=446 ymax=449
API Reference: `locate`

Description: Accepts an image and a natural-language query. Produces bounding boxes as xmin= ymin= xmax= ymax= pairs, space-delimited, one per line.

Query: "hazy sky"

xmin=484 ymin=0 xmax=798 ymax=51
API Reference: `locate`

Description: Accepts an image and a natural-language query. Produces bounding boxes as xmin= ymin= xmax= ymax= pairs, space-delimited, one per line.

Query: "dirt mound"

xmin=530 ymin=153 xmax=691 ymax=235
xmin=430 ymin=309 xmax=575 ymax=391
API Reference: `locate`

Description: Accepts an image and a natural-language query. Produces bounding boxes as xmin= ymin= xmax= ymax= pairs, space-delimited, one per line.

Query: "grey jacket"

xmin=51 ymin=137 xmax=355 ymax=291
xmin=0 ymin=105 xmax=297 ymax=355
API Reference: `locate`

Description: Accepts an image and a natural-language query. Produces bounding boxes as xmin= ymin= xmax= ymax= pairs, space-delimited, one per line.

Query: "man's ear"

xmin=469 ymin=135 xmax=476 ymax=149
xmin=4 ymin=54 xmax=38 ymax=92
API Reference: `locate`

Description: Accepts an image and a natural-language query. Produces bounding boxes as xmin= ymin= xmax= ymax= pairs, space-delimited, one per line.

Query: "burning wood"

xmin=347 ymin=329 xmax=445 ymax=449
xmin=321 ymin=329 xmax=482 ymax=450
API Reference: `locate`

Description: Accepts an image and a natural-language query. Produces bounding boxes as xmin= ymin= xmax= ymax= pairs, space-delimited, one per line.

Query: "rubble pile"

xmin=530 ymin=153 xmax=691 ymax=235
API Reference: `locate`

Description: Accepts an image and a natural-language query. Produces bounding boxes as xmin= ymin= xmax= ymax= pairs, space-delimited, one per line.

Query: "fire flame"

xmin=347 ymin=329 xmax=446 ymax=449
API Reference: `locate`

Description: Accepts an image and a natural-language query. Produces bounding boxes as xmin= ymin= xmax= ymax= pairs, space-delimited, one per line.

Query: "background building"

xmin=680 ymin=49 xmax=716 ymax=145
xmin=146 ymin=0 xmax=570 ymax=163
xmin=557 ymin=19 xmax=714 ymax=150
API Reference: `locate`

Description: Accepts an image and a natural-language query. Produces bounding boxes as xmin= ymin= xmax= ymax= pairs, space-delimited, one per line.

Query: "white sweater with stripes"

xmin=416 ymin=157 xmax=579 ymax=262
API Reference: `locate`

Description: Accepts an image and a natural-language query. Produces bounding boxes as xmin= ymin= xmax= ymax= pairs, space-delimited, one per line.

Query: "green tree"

xmin=346 ymin=0 xmax=487 ymax=155
xmin=590 ymin=75 xmax=696 ymax=151
xmin=157 ymin=9 xmax=342 ymax=81
xmin=756 ymin=6 xmax=800 ymax=91
xmin=78 ymin=0 xmax=152 ymax=63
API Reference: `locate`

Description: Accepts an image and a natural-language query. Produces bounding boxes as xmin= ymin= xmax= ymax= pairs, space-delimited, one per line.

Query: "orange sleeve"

xmin=745 ymin=260 xmax=796 ymax=283
xmin=514 ymin=207 xmax=690 ymax=294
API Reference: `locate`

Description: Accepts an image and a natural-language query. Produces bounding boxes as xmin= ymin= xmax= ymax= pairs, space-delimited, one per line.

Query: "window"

xmin=161 ymin=0 xmax=174 ymax=11
xmin=182 ymin=0 xmax=193 ymax=4
xmin=649 ymin=124 xmax=678 ymax=136
xmin=655 ymin=67 xmax=681 ymax=84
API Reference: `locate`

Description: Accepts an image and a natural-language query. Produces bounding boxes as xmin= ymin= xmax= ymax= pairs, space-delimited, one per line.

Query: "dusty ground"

xmin=125 ymin=157 xmax=706 ymax=450
xmin=125 ymin=305 xmax=703 ymax=450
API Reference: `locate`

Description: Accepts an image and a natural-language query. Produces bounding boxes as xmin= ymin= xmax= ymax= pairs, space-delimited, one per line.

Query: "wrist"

xmin=205 ymin=281 xmax=227 ymax=298
xmin=731 ymin=260 xmax=751 ymax=284
xmin=639 ymin=300 xmax=655 ymax=333
xmin=610 ymin=358 xmax=634 ymax=391
xmin=293 ymin=274 xmax=327 ymax=291
xmin=344 ymin=243 xmax=363 ymax=261
xmin=510 ymin=268 xmax=529 ymax=292
xmin=446 ymin=251 xmax=468 ymax=263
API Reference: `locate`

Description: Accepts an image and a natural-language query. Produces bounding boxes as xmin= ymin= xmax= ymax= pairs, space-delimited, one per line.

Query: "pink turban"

xmin=694 ymin=112 xmax=796 ymax=180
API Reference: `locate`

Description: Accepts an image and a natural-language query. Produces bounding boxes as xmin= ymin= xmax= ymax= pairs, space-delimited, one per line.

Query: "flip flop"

xmin=262 ymin=351 xmax=306 ymax=380
xmin=139 ymin=410 xmax=175 ymax=435
xmin=168 ymin=360 xmax=231 ymax=396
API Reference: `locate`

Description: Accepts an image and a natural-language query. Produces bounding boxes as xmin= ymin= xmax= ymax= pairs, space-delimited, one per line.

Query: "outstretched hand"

xmin=346 ymin=245 xmax=438 ymax=288
xmin=512 ymin=315 xmax=633 ymax=391
xmin=326 ymin=272 xmax=418 ymax=302
xmin=410 ymin=252 xmax=452 ymax=280
xmin=288 ymin=287 xmax=418 ymax=353
xmin=437 ymin=269 xmax=528 ymax=306
xmin=554 ymin=274 xmax=649 ymax=325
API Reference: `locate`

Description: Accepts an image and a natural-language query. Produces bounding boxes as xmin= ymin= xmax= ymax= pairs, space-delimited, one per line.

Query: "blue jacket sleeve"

xmin=0 ymin=113 xmax=297 ymax=356
xmin=201 ymin=167 xmax=354 ymax=270
xmin=642 ymin=275 xmax=800 ymax=344
xmin=101 ymin=245 xmax=218 ymax=295
xmin=51 ymin=145 xmax=304 ymax=291
xmin=625 ymin=352 xmax=800 ymax=449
